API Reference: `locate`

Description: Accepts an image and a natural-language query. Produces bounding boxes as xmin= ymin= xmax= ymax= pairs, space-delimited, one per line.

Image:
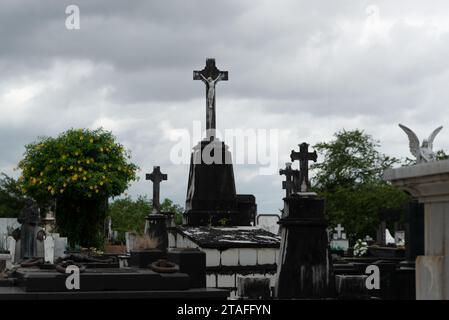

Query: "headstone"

xmin=275 ymin=143 xmax=335 ymax=299
xmin=44 ymin=235 xmax=55 ymax=263
xmin=330 ymin=224 xmax=349 ymax=253
xmin=167 ymin=248 xmax=206 ymax=288
xmin=12 ymin=199 xmax=45 ymax=261
xmin=185 ymin=59 xmax=253 ymax=226
xmin=125 ymin=232 xmax=137 ymax=252
xmin=52 ymin=234 xmax=68 ymax=259
xmin=145 ymin=166 xmax=169 ymax=251
xmin=279 ymin=162 xmax=299 ymax=197
xmin=290 ymin=142 xmax=318 ymax=192
xmin=146 ymin=166 xmax=168 ymax=215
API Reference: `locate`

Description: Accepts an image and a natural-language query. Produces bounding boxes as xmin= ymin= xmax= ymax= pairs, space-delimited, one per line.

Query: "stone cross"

xmin=290 ymin=142 xmax=317 ymax=192
xmin=145 ymin=166 xmax=167 ymax=215
xmin=193 ymin=58 xmax=228 ymax=138
xmin=334 ymin=224 xmax=344 ymax=239
xmin=279 ymin=162 xmax=299 ymax=197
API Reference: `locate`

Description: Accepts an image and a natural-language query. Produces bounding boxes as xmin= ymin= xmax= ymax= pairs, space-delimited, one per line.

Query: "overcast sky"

xmin=1 ymin=0 xmax=449 ymax=214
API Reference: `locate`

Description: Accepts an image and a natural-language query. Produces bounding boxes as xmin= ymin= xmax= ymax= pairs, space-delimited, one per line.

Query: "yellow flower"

xmin=31 ymin=167 xmax=34 ymax=171
xmin=83 ymin=177 xmax=86 ymax=181
xmin=40 ymin=172 xmax=44 ymax=176
xmin=100 ymin=147 xmax=103 ymax=152
xmin=60 ymin=167 xmax=64 ymax=171
xmin=89 ymin=138 xmax=94 ymax=143
xmin=63 ymin=183 xmax=67 ymax=187
xmin=89 ymin=186 xmax=93 ymax=190
xmin=47 ymin=186 xmax=52 ymax=191
xmin=78 ymin=167 xmax=83 ymax=172
xmin=103 ymin=165 xmax=107 ymax=170
xmin=49 ymin=160 xmax=53 ymax=163
xmin=60 ymin=189 xmax=64 ymax=194
xmin=99 ymin=181 xmax=103 ymax=186
xmin=79 ymin=136 xmax=84 ymax=140
xmin=69 ymin=166 xmax=73 ymax=170
xmin=86 ymin=160 xmax=90 ymax=164
xmin=75 ymin=152 xmax=79 ymax=156
xmin=77 ymin=160 xmax=81 ymax=164
xmin=95 ymin=190 xmax=99 ymax=193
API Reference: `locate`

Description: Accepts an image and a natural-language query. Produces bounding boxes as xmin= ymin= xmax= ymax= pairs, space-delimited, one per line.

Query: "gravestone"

xmin=275 ymin=143 xmax=335 ymax=299
xmin=185 ymin=59 xmax=253 ymax=226
xmin=330 ymin=224 xmax=349 ymax=253
xmin=145 ymin=166 xmax=169 ymax=251
xmin=290 ymin=142 xmax=317 ymax=192
xmin=12 ymin=199 xmax=45 ymax=261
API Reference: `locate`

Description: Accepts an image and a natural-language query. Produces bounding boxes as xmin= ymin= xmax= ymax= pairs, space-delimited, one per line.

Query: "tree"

xmin=311 ymin=129 xmax=409 ymax=241
xmin=107 ymin=196 xmax=184 ymax=243
xmin=0 ymin=173 xmax=27 ymax=218
xmin=17 ymin=128 xmax=138 ymax=247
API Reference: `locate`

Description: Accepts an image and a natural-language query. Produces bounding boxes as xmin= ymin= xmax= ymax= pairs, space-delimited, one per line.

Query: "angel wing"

xmin=399 ymin=124 xmax=420 ymax=158
xmin=427 ymin=126 xmax=443 ymax=150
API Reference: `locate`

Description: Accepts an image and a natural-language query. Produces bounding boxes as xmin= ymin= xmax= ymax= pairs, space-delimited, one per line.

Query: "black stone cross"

xmin=279 ymin=162 xmax=299 ymax=197
xmin=145 ymin=166 xmax=167 ymax=214
xmin=290 ymin=142 xmax=317 ymax=192
xmin=193 ymin=58 xmax=228 ymax=138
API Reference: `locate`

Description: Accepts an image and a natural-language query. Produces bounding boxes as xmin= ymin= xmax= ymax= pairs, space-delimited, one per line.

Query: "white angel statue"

xmin=398 ymin=124 xmax=443 ymax=163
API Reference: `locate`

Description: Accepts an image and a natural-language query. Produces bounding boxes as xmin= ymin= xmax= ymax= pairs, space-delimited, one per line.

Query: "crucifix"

xmin=334 ymin=224 xmax=344 ymax=239
xmin=145 ymin=166 xmax=168 ymax=215
xmin=193 ymin=58 xmax=228 ymax=138
xmin=290 ymin=142 xmax=317 ymax=192
xmin=279 ymin=162 xmax=300 ymax=197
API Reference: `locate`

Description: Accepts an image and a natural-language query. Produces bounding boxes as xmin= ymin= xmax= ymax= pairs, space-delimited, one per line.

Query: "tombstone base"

xmin=185 ymin=138 xmax=253 ymax=226
xmin=275 ymin=193 xmax=335 ymax=299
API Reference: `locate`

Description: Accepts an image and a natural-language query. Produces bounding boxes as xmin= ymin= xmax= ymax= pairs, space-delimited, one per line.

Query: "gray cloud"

xmin=1 ymin=0 xmax=449 ymax=213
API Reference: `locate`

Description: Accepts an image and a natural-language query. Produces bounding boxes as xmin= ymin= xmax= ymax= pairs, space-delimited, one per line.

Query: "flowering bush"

xmin=17 ymin=128 xmax=139 ymax=247
xmin=18 ymin=128 xmax=138 ymax=200
xmin=353 ymin=239 xmax=368 ymax=257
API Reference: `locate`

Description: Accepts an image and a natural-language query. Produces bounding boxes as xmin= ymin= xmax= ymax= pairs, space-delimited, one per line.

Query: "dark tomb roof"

xmin=175 ymin=226 xmax=281 ymax=249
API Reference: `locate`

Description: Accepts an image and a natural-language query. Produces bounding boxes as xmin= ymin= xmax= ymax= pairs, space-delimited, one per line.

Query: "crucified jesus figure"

xmin=200 ymin=73 xmax=223 ymax=109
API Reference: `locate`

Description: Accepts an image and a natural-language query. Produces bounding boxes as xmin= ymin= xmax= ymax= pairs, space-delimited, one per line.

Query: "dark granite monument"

xmin=275 ymin=143 xmax=335 ymax=299
xmin=184 ymin=58 xmax=254 ymax=226
xmin=12 ymin=199 xmax=45 ymax=261
xmin=145 ymin=166 xmax=169 ymax=251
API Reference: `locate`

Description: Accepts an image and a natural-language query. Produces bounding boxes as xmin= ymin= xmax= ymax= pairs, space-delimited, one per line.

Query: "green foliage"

xmin=312 ymin=129 xmax=398 ymax=189
xmin=107 ymin=196 xmax=184 ymax=243
xmin=18 ymin=128 xmax=138 ymax=201
xmin=0 ymin=173 xmax=27 ymax=218
xmin=17 ymin=128 xmax=139 ymax=248
xmin=436 ymin=150 xmax=449 ymax=160
xmin=312 ymin=129 xmax=409 ymax=241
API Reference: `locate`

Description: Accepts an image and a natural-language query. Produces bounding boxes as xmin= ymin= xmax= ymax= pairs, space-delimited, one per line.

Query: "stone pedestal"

xmin=167 ymin=248 xmax=206 ymax=288
xmin=275 ymin=193 xmax=335 ymax=299
xmin=145 ymin=214 xmax=168 ymax=252
xmin=184 ymin=138 xmax=251 ymax=226
xmin=384 ymin=160 xmax=449 ymax=300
